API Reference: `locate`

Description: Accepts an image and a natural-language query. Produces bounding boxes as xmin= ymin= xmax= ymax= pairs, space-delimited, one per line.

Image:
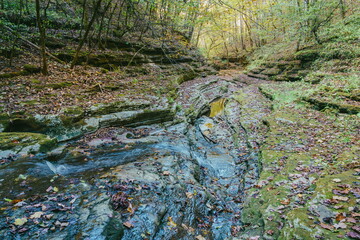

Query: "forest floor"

xmin=0 ymin=62 xmax=177 ymax=115
xmin=238 ymin=79 xmax=360 ymax=239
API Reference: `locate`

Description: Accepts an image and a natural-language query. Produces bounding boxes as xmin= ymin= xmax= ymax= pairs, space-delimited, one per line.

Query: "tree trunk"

xmin=80 ymin=0 xmax=87 ymax=38
xmin=35 ymin=0 xmax=48 ymax=75
xmin=71 ymin=0 xmax=102 ymax=69
xmin=19 ymin=0 xmax=24 ymax=16
xmin=106 ymin=1 xmax=118 ymax=39
xmin=97 ymin=0 xmax=112 ymax=48
xmin=339 ymin=0 xmax=346 ymax=18
xmin=25 ymin=0 xmax=30 ymax=15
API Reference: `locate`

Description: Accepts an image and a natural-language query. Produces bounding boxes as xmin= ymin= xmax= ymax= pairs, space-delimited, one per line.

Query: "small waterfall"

xmin=45 ymin=161 xmax=68 ymax=175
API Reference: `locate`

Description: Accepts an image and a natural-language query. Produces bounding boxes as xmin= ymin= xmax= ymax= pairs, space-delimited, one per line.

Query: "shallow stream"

xmin=0 ymin=78 xmax=261 ymax=240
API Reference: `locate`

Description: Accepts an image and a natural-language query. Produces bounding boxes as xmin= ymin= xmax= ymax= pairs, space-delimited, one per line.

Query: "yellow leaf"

xmin=14 ymin=218 xmax=27 ymax=226
xmin=167 ymin=217 xmax=177 ymax=228
xmin=30 ymin=211 xmax=44 ymax=219
xmin=53 ymin=187 xmax=59 ymax=192
xmin=196 ymin=235 xmax=206 ymax=240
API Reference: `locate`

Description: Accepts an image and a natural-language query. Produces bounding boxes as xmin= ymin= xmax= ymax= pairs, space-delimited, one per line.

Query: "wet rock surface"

xmin=0 ymin=73 xmax=267 ymax=239
xmin=1 ymin=72 xmax=358 ymax=240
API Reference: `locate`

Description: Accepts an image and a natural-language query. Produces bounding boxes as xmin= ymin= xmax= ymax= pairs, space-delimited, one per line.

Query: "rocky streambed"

xmin=1 ymin=71 xmax=359 ymax=240
xmin=0 ymin=73 xmax=272 ymax=239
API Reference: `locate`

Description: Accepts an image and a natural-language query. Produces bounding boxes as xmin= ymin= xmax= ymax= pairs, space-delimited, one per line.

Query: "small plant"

xmin=132 ymin=78 xmax=139 ymax=84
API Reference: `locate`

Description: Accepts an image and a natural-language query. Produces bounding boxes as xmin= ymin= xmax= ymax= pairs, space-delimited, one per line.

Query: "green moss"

xmin=23 ymin=64 xmax=41 ymax=73
xmin=304 ymin=96 xmax=360 ymax=114
xmin=295 ymin=49 xmax=319 ymax=62
xmin=262 ymin=67 xmax=282 ymax=76
xmin=20 ymin=100 xmax=40 ymax=106
xmin=59 ymin=106 xmax=85 ymax=126
xmin=47 ymin=81 xmax=73 ymax=89
xmin=31 ymin=79 xmax=42 ymax=84
xmin=175 ymin=72 xmax=198 ymax=85
xmin=0 ymin=132 xmax=57 ymax=153
xmin=281 ymin=208 xmax=317 ymax=239
xmin=0 ymin=71 xmax=24 ymax=79
xmin=320 ymin=41 xmax=360 ymax=60
xmin=89 ymin=101 xmax=151 ymax=116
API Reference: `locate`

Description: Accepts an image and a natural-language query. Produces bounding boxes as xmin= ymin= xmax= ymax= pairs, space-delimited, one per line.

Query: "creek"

xmin=0 ymin=75 xmax=264 ymax=240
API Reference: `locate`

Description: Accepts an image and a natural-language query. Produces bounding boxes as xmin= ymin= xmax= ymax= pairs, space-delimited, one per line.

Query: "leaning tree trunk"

xmin=35 ymin=0 xmax=48 ymax=75
xmin=71 ymin=0 xmax=102 ymax=69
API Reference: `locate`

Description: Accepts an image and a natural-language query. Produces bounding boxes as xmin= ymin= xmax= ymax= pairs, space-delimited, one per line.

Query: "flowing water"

xmin=0 ymin=77 xmax=262 ymax=239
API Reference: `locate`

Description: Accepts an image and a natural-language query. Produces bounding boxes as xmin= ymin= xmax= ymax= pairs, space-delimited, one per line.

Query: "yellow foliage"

xmin=210 ymin=98 xmax=226 ymax=117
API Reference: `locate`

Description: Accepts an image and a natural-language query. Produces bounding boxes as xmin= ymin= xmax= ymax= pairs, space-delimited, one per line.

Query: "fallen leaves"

xmin=29 ymin=212 xmax=44 ymax=219
xmin=46 ymin=186 xmax=59 ymax=193
xmin=14 ymin=218 xmax=28 ymax=226
xmin=111 ymin=192 xmax=129 ymax=210
xmin=167 ymin=217 xmax=177 ymax=228
xmin=352 ymin=226 xmax=360 ymax=233
xmin=186 ymin=192 xmax=194 ymax=199
xmin=334 ymin=222 xmax=347 ymax=229
xmin=280 ymin=199 xmax=290 ymax=205
xmin=55 ymin=221 xmax=69 ymax=228
xmin=195 ymin=235 xmax=206 ymax=240
xmin=320 ymin=223 xmax=333 ymax=231
xmin=163 ymin=171 xmax=170 ymax=176
xmin=332 ymin=196 xmax=349 ymax=202
xmin=181 ymin=223 xmax=195 ymax=234
xmin=347 ymin=231 xmax=360 ymax=239
xmin=123 ymin=221 xmax=134 ymax=229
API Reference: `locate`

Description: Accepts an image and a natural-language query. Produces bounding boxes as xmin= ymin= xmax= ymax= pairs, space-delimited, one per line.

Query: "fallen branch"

xmin=127 ymin=45 xmax=146 ymax=67
xmin=3 ymin=25 xmax=66 ymax=64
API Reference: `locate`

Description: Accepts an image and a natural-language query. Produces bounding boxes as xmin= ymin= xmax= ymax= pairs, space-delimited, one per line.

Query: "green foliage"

xmin=197 ymin=0 xmax=360 ymax=60
xmin=295 ymin=49 xmax=319 ymax=61
xmin=320 ymin=42 xmax=359 ymax=60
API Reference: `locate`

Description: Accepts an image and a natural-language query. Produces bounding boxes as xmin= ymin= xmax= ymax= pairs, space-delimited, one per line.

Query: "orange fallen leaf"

xmin=280 ymin=199 xmax=290 ymax=205
xmin=336 ymin=213 xmax=346 ymax=222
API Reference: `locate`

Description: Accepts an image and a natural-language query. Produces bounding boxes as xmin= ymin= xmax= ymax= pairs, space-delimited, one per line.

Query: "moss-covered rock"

xmin=304 ymin=96 xmax=360 ymax=114
xmin=0 ymin=65 xmax=41 ymax=79
xmin=262 ymin=67 xmax=282 ymax=76
xmin=241 ymin=79 xmax=359 ymax=239
xmin=23 ymin=64 xmax=41 ymax=74
xmin=59 ymin=106 xmax=85 ymax=126
xmin=0 ymin=132 xmax=57 ymax=158
xmin=295 ymin=49 xmax=320 ymax=62
xmin=88 ymin=101 xmax=151 ymax=116
xmin=45 ymin=37 xmax=66 ymax=49
xmin=4 ymin=114 xmax=47 ymax=132
xmin=174 ymin=72 xmax=199 ymax=85
xmin=0 ymin=71 xmax=25 ymax=79
xmin=46 ymin=81 xmax=73 ymax=89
